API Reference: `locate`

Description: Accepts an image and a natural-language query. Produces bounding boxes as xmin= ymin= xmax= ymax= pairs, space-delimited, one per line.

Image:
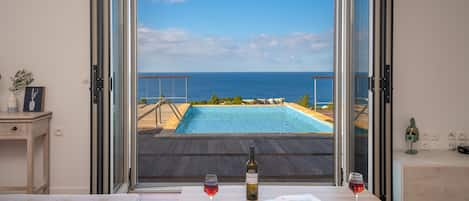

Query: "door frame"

xmin=371 ymin=0 xmax=394 ymax=200
xmin=334 ymin=0 xmax=350 ymax=187
xmin=129 ymin=0 xmax=138 ymax=191
xmin=348 ymin=0 xmax=376 ymax=192
xmin=90 ymin=0 xmax=131 ymax=194
xmin=90 ymin=0 xmax=109 ymax=193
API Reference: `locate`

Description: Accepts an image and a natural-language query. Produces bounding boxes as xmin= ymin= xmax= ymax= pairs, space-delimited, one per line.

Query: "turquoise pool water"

xmin=175 ymin=106 xmax=333 ymax=134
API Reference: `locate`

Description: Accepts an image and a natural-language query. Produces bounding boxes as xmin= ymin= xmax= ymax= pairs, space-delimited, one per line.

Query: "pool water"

xmin=175 ymin=106 xmax=333 ymax=134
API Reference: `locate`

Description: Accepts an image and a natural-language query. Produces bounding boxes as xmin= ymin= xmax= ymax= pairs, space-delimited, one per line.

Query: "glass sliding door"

xmin=110 ymin=0 xmax=125 ymax=192
xmin=350 ymin=0 xmax=373 ymax=186
xmin=91 ymin=0 xmax=129 ymax=193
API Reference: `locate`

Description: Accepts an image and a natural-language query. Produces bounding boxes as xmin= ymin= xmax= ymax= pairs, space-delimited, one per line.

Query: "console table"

xmin=393 ymin=150 xmax=469 ymax=201
xmin=0 ymin=112 xmax=52 ymax=194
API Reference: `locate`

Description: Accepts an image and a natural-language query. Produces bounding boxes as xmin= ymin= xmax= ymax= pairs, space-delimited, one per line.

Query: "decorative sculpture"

xmin=405 ymin=118 xmax=419 ymax=154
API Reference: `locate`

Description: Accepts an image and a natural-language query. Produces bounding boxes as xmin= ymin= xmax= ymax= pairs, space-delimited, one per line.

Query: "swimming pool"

xmin=175 ymin=106 xmax=333 ymax=134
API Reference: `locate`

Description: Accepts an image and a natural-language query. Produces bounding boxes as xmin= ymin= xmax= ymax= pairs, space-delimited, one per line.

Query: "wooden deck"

xmin=138 ymin=133 xmax=334 ymax=183
xmin=138 ymin=103 xmax=186 ymax=130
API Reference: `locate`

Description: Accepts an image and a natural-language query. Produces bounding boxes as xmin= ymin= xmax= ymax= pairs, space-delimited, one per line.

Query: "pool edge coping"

xmin=154 ymin=131 xmax=333 ymax=138
xmin=283 ymin=102 xmax=334 ymax=127
xmin=161 ymin=103 xmax=191 ymax=130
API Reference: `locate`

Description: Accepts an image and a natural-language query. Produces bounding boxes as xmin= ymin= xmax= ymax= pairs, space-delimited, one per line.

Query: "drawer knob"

xmin=11 ymin=126 xmax=18 ymax=131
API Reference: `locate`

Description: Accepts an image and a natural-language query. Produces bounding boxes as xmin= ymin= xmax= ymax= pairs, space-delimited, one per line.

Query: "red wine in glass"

xmin=204 ymin=183 xmax=218 ymax=197
xmin=348 ymin=172 xmax=364 ymax=201
xmin=204 ymin=174 xmax=218 ymax=200
xmin=349 ymin=181 xmax=364 ymax=194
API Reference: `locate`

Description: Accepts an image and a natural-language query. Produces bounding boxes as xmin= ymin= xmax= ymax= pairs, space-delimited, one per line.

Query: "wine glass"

xmin=348 ymin=172 xmax=364 ymax=201
xmin=204 ymin=174 xmax=218 ymax=200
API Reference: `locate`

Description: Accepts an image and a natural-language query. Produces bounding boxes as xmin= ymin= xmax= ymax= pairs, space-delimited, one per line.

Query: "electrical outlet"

xmin=55 ymin=128 xmax=63 ymax=136
xmin=457 ymin=131 xmax=466 ymax=146
xmin=420 ymin=140 xmax=430 ymax=150
xmin=421 ymin=132 xmax=430 ymax=141
xmin=419 ymin=132 xmax=431 ymax=150
xmin=430 ymin=133 xmax=440 ymax=149
xmin=448 ymin=130 xmax=457 ymax=151
xmin=431 ymin=134 xmax=439 ymax=142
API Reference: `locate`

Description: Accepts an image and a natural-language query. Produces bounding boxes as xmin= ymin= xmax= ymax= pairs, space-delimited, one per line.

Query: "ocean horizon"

xmin=137 ymin=72 xmax=366 ymax=104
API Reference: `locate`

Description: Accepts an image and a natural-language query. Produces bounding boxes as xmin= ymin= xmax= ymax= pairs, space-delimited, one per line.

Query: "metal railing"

xmin=312 ymin=75 xmax=368 ymax=113
xmin=139 ymin=75 xmax=190 ymax=103
xmin=312 ymin=75 xmax=334 ymax=111
xmin=137 ymin=98 xmax=183 ymax=126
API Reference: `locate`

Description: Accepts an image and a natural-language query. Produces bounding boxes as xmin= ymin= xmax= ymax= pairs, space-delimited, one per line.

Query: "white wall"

xmin=0 ymin=0 xmax=90 ymax=193
xmin=394 ymin=0 xmax=469 ymax=150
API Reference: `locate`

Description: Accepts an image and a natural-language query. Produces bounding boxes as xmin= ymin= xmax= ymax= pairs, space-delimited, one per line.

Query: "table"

xmin=0 ymin=112 xmax=52 ymax=194
xmin=0 ymin=185 xmax=380 ymax=200
xmin=179 ymin=185 xmax=379 ymax=201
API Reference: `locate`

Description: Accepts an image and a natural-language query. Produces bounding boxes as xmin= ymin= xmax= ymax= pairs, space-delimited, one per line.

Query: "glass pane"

xmin=136 ymin=0 xmax=335 ymax=184
xmin=351 ymin=0 xmax=371 ymax=185
xmin=111 ymin=0 xmax=125 ymax=190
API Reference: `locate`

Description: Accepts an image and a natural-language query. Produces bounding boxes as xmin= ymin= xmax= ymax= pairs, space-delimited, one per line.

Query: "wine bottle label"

xmin=246 ymin=173 xmax=258 ymax=184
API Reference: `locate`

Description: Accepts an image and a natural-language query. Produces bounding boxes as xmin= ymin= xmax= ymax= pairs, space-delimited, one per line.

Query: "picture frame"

xmin=23 ymin=86 xmax=45 ymax=112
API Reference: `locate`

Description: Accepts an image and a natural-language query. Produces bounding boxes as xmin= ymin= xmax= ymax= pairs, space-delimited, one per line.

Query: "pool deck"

xmin=138 ymin=103 xmax=190 ymax=132
xmin=138 ymin=132 xmax=334 ymax=183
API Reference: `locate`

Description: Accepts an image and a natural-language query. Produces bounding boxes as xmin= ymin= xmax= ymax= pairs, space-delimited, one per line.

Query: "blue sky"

xmin=137 ymin=0 xmax=334 ymax=72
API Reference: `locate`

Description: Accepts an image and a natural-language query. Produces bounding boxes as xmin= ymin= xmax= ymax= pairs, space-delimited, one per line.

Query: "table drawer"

xmin=0 ymin=123 xmax=28 ymax=136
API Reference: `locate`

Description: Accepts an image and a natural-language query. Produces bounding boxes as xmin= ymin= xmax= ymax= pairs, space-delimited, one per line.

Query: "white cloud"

xmin=137 ymin=26 xmax=333 ymax=72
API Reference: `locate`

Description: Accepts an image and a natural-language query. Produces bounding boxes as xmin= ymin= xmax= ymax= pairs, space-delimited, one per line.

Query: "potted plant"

xmin=8 ymin=69 xmax=34 ymax=112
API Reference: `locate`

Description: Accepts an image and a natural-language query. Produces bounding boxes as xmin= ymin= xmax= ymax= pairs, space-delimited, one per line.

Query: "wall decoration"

xmin=405 ymin=117 xmax=419 ymax=154
xmin=23 ymin=87 xmax=45 ymax=112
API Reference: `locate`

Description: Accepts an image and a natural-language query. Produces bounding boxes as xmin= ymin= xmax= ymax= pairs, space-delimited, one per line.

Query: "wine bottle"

xmin=246 ymin=145 xmax=258 ymax=201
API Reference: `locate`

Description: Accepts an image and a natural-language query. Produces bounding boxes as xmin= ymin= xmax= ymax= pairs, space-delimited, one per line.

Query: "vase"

xmin=17 ymin=89 xmax=25 ymax=111
xmin=7 ymin=91 xmax=18 ymax=112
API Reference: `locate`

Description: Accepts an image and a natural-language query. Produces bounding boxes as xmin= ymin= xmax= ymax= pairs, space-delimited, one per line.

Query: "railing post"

xmin=158 ymin=103 xmax=162 ymax=124
xmin=155 ymin=106 xmax=158 ymax=127
xmin=314 ymin=78 xmax=317 ymax=111
xmin=158 ymin=78 xmax=162 ymax=101
xmin=185 ymin=77 xmax=188 ymax=103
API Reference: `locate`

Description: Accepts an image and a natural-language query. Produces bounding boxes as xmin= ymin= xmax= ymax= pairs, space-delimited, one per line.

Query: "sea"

xmin=137 ymin=72 xmax=367 ymax=104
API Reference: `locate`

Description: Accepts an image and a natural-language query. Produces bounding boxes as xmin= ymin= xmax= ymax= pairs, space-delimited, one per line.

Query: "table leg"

xmin=43 ymin=134 xmax=49 ymax=193
xmin=26 ymin=138 xmax=34 ymax=193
